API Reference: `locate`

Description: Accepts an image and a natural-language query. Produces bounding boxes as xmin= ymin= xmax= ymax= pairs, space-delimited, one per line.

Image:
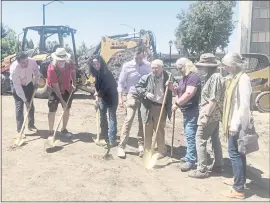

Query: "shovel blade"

xmin=143 ymin=150 xmax=159 ymax=169
xmin=14 ymin=137 xmax=26 ymax=146
xmin=44 ymin=137 xmax=60 ymax=150
xmin=93 ymin=138 xmax=107 ymax=146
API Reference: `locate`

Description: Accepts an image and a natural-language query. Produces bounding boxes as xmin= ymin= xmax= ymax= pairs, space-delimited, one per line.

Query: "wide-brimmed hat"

xmin=221 ymin=53 xmax=244 ymax=68
xmin=195 ymin=53 xmax=220 ymax=67
xmin=51 ymin=48 xmax=71 ymax=61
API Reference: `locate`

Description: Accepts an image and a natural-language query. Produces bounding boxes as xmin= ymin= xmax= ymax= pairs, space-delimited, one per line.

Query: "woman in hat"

xmin=46 ymin=47 xmax=76 ymax=138
xmin=89 ymin=55 xmax=118 ymax=148
xmin=221 ymin=53 xmax=252 ymax=199
xmin=171 ymin=58 xmax=201 ymax=172
xmin=188 ymin=53 xmax=224 ymax=179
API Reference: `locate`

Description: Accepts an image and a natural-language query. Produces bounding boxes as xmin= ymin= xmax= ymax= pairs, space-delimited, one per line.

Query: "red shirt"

xmin=47 ymin=62 xmax=75 ymax=94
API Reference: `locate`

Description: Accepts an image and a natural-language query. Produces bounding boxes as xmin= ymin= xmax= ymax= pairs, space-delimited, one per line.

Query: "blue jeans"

xmin=98 ymin=99 xmax=117 ymax=144
xmin=183 ymin=107 xmax=198 ymax=164
xmin=228 ymin=133 xmax=246 ymax=192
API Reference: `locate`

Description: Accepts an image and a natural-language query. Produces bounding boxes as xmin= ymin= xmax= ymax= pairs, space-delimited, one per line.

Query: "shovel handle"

xmin=96 ymin=107 xmax=100 ymax=140
xmin=19 ymin=88 xmax=37 ymax=136
xmin=171 ymin=111 xmax=176 ymax=158
xmin=150 ymin=73 xmax=172 ymax=154
xmin=52 ymin=90 xmax=74 ymax=139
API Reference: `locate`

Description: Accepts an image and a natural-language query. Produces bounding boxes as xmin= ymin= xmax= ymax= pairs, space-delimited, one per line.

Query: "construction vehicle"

xmin=1 ymin=26 xmax=158 ymax=98
xmin=242 ymin=53 xmax=270 ymax=113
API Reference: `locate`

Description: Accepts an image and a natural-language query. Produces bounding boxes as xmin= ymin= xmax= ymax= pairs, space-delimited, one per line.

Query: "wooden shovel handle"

xmin=150 ymin=73 xmax=172 ymax=154
xmin=52 ymin=90 xmax=74 ymax=139
xmin=171 ymin=111 xmax=176 ymax=158
xmin=19 ymin=88 xmax=37 ymax=136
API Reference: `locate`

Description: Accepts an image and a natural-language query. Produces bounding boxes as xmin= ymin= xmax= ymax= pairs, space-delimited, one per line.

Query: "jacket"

xmin=91 ymin=65 xmax=118 ymax=107
xmin=135 ymin=71 xmax=172 ymax=124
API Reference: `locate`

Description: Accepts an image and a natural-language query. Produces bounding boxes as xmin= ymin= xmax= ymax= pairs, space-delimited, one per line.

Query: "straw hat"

xmin=51 ymin=48 xmax=71 ymax=61
xmin=221 ymin=53 xmax=244 ymax=68
xmin=195 ymin=53 xmax=220 ymax=67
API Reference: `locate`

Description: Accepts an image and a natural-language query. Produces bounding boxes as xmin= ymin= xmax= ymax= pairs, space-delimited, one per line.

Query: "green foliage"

xmin=175 ymin=1 xmax=236 ymax=56
xmin=1 ymin=24 xmax=17 ymax=59
xmin=77 ymin=41 xmax=88 ymax=58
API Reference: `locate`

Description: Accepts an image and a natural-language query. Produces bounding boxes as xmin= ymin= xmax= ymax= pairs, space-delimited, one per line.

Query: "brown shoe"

xmin=221 ymin=189 xmax=245 ymax=199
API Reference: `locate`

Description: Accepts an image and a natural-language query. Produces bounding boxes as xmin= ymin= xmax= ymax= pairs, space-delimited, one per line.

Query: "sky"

xmin=2 ymin=1 xmax=239 ymax=54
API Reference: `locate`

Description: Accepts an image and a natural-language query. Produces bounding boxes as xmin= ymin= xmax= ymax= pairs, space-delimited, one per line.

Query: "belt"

xmin=152 ymin=101 xmax=162 ymax=106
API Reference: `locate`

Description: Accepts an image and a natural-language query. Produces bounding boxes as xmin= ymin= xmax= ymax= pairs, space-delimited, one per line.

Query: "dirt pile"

xmin=78 ymin=46 xmax=152 ymax=81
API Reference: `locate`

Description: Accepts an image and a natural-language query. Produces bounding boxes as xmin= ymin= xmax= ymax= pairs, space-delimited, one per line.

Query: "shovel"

xmin=143 ymin=73 xmax=172 ymax=169
xmin=92 ymin=104 xmax=106 ymax=146
xmin=13 ymin=89 xmax=37 ymax=146
xmin=44 ymin=91 xmax=73 ymax=150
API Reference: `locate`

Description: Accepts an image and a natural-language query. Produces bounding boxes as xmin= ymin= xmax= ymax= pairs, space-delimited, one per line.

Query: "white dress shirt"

xmin=10 ymin=57 xmax=41 ymax=102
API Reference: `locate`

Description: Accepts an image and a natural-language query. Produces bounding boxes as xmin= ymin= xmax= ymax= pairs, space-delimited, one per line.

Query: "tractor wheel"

xmin=1 ymin=73 xmax=10 ymax=95
xmin=255 ymin=91 xmax=270 ymax=113
xmin=35 ymin=76 xmax=48 ymax=99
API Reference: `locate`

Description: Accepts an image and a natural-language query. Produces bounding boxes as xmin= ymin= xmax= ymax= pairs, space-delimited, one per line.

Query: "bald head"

xmin=151 ymin=59 xmax=164 ymax=77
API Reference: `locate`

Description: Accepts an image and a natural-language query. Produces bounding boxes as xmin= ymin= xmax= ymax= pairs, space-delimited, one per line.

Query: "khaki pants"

xmin=143 ymin=104 xmax=166 ymax=154
xmin=119 ymin=93 xmax=143 ymax=148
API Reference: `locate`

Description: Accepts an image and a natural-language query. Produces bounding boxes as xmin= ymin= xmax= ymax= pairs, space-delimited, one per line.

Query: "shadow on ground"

xmin=38 ymin=130 xmax=95 ymax=153
xmin=209 ymin=157 xmax=270 ymax=199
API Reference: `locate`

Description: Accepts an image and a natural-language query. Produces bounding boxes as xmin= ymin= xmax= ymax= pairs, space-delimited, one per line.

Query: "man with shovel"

xmin=135 ymin=59 xmax=173 ymax=160
xmin=46 ymin=48 xmax=76 ymax=139
xmin=10 ymin=51 xmax=41 ymax=133
xmin=117 ymin=47 xmax=151 ymax=158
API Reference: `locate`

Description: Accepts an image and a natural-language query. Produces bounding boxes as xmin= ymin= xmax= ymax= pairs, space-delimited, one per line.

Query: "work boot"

xmin=179 ymin=162 xmax=195 ymax=172
xmin=117 ymin=147 xmax=126 ymax=158
xmin=61 ymin=129 xmax=72 ymax=138
xmin=208 ymin=165 xmax=223 ymax=173
xmin=221 ymin=189 xmax=245 ymax=199
xmin=188 ymin=169 xmax=210 ymax=179
xmin=138 ymin=145 xmax=144 ymax=158
xmin=28 ymin=125 xmax=38 ymax=133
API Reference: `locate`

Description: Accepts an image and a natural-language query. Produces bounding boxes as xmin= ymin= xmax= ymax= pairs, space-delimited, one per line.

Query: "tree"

xmin=1 ymin=24 xmax=17 ymax=58
xmin=175 ymin=1 xmax=236 ymax=56
xmin=77 ymin=41 xmax=88 ymax=58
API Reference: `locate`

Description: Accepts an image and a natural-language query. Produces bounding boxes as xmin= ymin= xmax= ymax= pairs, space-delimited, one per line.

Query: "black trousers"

xmin=10 ymin=81 xmax=35 ymax=132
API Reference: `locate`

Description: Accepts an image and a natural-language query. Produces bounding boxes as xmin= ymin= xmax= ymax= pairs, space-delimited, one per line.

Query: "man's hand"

xmin=172 ymin=103 xmax=178 ymax=112
xmin=118 ymin=97 xmax=124 ymax=108
xmin=146 ymin=92 xmax=155 ymax=101
xmin=165 ymin=80 xmax=174 ymax=91
xmin=71 ymin=84 xmax=76 ymax=92
xmin=61 ymin=100 xmax=68 ymax=109
xmin=25 ymin=101 xmax=31 ymax=110
xmin=199 ymin=114 xmax=209 ymax=128
xmin=34 ymin=84 xmax=39 ymax=90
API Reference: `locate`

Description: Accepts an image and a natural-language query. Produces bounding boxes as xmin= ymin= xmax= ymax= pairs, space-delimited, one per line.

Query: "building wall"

xmin=250 ymin=1 xmax=270 ymax=59
xmin=237 ymin=1 xmax=270 ymax=59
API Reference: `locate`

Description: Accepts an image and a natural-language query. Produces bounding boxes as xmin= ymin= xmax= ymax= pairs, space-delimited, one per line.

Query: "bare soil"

xmin=1 ymin=92 xmax=269 ymax=201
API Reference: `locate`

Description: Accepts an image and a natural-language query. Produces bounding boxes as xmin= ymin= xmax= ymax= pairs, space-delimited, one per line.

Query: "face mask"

xmin=57 ymin=61 xmax=66 ymax=68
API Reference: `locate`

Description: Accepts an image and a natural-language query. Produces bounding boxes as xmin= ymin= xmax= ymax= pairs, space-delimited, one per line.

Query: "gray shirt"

xmin=117 ymin=59 xmax=151 ymax=94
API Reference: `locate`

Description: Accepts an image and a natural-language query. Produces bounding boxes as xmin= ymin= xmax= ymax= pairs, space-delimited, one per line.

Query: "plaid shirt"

xmin=199 ymin=72 xmax=225 ymax=123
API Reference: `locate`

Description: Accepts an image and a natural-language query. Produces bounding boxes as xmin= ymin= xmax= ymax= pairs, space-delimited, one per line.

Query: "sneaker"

xmin=104 ymin=141 xmax=117 ymax=149
xmin=138 ymin=145 xmax=144 ymax=158
xmin=117 ymin=147 xmax=126 ymax=158
xmin=188 ymin=170 xmax=210 ymax=179
xmin=179 ymin=162 xmax=195 ymax=172
xmin=61 ymin=129 xmax=72 ymax=138
xmin=221 ymin=189 xmax=245 ymax=199
xmin=28 ymin=125 xmax=38 ymax=133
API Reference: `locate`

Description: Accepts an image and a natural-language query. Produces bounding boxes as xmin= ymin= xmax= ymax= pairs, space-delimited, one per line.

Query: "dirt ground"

xmin=1 ymin=92 xmax=270 ymax=201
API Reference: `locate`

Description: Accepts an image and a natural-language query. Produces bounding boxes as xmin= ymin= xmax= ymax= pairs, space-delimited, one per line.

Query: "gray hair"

xmin=221 ymin=53 xmax=246 ymax=70
xmin=151 ymin=59 xmax=164 ymax=68
xmin=176 ymin=57 xmax=197 ymax=76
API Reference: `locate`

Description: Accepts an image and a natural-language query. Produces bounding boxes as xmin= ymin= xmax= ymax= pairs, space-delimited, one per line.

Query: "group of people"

xmin=10 ymin=47 xmax=253 ymax=199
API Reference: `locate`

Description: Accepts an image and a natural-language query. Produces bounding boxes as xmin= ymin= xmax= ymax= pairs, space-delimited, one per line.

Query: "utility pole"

xmin=169 ymin=40 xmax=173 ymax=67
xmin=42 ymin=0 xmax=63 ymax=25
